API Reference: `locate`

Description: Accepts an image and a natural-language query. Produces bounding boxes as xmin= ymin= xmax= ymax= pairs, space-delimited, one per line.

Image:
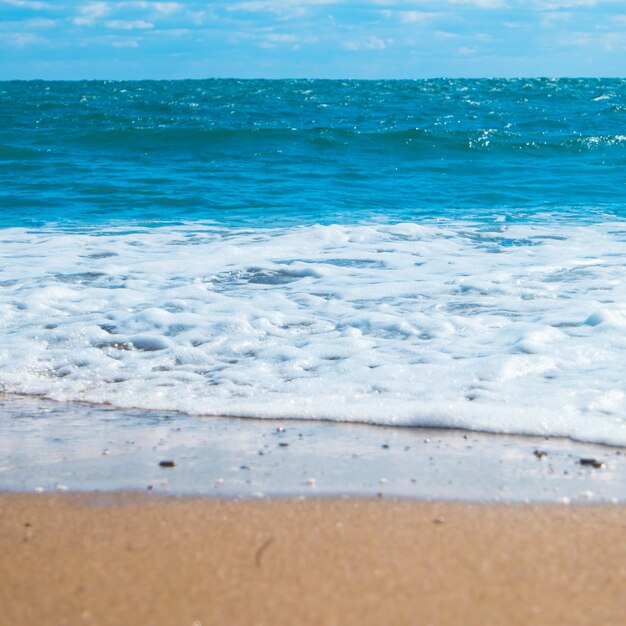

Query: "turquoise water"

xmin=2 ymin=78 xmax=626 ymax=229
xmin=2 ymin=79 xmax=626 ymax=444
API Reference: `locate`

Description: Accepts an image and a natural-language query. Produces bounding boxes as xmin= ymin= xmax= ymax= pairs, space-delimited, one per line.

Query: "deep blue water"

xmin=2 ymin=78 xmax=626 ymax=229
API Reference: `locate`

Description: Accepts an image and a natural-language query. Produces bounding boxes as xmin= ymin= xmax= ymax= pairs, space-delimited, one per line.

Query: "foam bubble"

xmin=1 ymin=220 xmax=626 ymax=444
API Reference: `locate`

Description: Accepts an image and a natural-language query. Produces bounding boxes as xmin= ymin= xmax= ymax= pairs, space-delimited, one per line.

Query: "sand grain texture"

xmin=2 ymin=493 xmax=626 ymax=626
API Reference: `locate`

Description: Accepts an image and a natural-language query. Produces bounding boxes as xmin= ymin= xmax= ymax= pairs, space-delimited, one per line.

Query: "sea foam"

xmin=1 ymin=220 xmax=626 ymax=445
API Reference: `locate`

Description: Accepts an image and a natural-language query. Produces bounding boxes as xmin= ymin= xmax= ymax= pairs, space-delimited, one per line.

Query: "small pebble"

xmin=579 ymin=458 xmax=605 ymax=469
xmin=159 ymin=460 xmax=176 ymax=468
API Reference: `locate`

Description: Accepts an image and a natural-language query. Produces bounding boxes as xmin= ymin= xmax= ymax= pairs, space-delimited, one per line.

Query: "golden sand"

xmin=2 ymin=493 xmax=626 ymax=626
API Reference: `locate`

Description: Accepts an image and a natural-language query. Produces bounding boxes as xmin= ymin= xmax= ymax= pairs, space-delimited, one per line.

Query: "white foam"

xmin=2 ymin=220 xmax=626 ymax=444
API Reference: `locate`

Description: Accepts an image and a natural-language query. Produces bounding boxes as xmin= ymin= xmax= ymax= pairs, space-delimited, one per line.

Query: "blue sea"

xmin=2 ymin=78 xmax=626 ymax=444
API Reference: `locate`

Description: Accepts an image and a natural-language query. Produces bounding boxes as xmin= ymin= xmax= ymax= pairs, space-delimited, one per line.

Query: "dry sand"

xmin=2 ymin=493 xmax=626 ymax=626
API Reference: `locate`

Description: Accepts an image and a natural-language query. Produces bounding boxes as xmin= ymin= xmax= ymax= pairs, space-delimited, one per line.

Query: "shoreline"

xmin=2 ymin=395 xmax=624 ymax=503
xmin=4 ymin=393 xmax=626 ymax=624
xmin=3 ymin=491 xmax=626 ymax=626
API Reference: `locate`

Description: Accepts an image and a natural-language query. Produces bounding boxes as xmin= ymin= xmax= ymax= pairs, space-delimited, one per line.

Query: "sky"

xmin=1 ymin=0 xmax=625 ymax=79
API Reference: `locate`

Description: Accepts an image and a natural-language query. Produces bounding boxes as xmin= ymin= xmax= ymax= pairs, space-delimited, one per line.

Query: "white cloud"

xmin=74 ymin=2 xmax=111 ymax=26
xmin=448 ymin=0 xmax=506 ymax=7
xmin=106 ymin=19 xmax=154 ymax=30
xmin=559 ymin=29 xmax=626 ymax=52
xmin=186 ymin=10 xmax=206 ymax=25
xmin=533 ymin=0 xmax=598 ymax=8
xmin=13 ymin=17 xmax=56 ymax=28
xmin=458 ymin=45 xmax=477 ymax=55
xmin=434 ymin=30 xmax=458 ymax=39
xmin=381 ymin=10 xmax=442 ymax=22
xmin=559 ymin=31 xmax=592 ymax=45
xmin=154 ymin=27 xmax=191 ymax=37
xmin=0 ymin=0 xmax=50 ymax=9
xmin=111 ymin=38 xmax=139 ymax=47
xmin=151 ymin=2 xmax=181 ymax=14
xmin=228 ymin=0 xmax=338 ymax=13
xmin=401 ymin=10 xmax=437 ymax=22
xmin=255 ymin=32 xmax=317 ymax=49
xmin=124 ymin=1 xmax=182 ymax=14
xmin=0 ymin=30 xmax=46 ymax=46
xmin=257 ymin=33 xmax=297 ymax=47
xmin=540 ymin=11 xmax=572 ymax=27
xmin=266 ymin=33 xmax=298 ymax=42
xmin=343 ymin=35 xmax=388 ymax=50
xmin=146 ymin=2 xmax=183 ymax=15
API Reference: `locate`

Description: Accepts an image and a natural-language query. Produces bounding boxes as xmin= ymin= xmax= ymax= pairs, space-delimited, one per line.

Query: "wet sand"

xmin=2 ymin=395 xmax=624 ymax=502
xmin=2 ymin=492 xmax=626 ymax=626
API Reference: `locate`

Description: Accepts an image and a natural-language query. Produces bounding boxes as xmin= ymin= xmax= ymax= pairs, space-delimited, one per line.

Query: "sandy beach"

xmin=3 ymin=492 xmax=626 ymax=626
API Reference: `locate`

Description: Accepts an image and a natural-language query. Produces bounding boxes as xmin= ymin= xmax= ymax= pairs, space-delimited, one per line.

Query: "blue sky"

xmin=1 ymin=0 xmax=625 ymax=79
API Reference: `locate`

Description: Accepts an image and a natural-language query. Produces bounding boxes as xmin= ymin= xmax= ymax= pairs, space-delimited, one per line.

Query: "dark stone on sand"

xmin=534 ymin=450 xmax=548 ymax=460
xmin=278 ymin=442 xmax=289 ymax=448
xmin=579 ymin=458 xmax=605 ymax=469
xmin=159 ymin=460 xmax=176 ymax=468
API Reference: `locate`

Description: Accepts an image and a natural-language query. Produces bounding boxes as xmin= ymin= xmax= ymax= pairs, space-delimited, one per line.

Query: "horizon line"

xmin=1 ymin=75 xmax=624 ymax=82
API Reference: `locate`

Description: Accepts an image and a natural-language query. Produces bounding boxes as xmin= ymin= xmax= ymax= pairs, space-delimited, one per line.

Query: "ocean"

xmin=2 ymin=78 xmax=626 ymax=445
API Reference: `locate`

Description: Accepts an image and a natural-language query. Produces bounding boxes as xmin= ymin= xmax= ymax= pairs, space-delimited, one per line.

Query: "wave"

xmin=1 ymin=220 xmax=626 ymax=445
xmin=20 ymin=125 xmax=626 ymax=159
